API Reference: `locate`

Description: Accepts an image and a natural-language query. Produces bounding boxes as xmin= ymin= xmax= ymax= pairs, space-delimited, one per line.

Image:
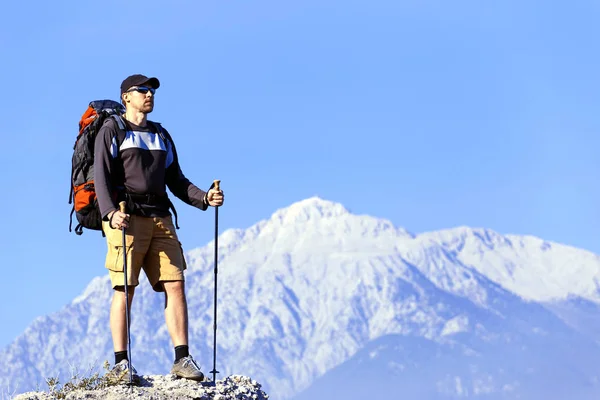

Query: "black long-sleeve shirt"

xmin=94 ymin=117 xmax=208 ymax=219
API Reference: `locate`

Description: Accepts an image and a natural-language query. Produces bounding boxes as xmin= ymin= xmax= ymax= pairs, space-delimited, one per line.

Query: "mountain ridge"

xmin=2 ymin=196 xmax=600 ymax=399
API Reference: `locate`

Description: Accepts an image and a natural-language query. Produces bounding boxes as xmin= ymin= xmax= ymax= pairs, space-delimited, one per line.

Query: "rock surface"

xmin=12 ymin=374 xmax=269 ymax=400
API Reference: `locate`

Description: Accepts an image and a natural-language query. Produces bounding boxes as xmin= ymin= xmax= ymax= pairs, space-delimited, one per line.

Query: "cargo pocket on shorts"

xmin=178 ymin=241 xmax=187 ymax=271
xmin=105 ymin=226 xmax=134 ymax=272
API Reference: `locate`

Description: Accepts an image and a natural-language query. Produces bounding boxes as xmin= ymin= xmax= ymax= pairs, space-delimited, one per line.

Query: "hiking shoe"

xmin=170 ymin=355 xmax=205 ymax=381
xmin=105 ymin=359 xmax=140 ymax=385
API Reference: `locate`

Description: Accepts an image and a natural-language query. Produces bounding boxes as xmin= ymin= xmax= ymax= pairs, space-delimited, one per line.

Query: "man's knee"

xmin=162 ymin=281 xmax=186 ymax=299
xmin=113 ymin=286 xmax=135 ymax=300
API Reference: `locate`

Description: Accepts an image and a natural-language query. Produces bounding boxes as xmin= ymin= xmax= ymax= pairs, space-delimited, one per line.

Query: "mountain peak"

xmin=270 ymin=196 xmax=350 ymax=224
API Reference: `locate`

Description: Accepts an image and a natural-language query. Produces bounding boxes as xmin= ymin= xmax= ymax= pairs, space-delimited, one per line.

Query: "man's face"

xmin=123 ymin=85 xmax=155 ymax=113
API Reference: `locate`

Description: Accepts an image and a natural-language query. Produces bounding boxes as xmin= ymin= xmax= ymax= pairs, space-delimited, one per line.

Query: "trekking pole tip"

xmin=119 ymin=201 xmax=126 ymax=213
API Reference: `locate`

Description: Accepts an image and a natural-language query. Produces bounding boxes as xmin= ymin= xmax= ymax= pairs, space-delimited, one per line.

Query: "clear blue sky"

xmin=0 ymin=0 xmax=599 ymax=348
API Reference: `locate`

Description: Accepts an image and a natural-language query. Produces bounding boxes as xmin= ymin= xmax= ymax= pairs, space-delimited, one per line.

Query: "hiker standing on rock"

xmin=93 ymin=74 xmax=224 ymax=383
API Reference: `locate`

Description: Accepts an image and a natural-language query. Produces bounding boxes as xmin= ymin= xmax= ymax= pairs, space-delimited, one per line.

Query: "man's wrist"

xmin=109 ymin=211 xmax=117 ymax=229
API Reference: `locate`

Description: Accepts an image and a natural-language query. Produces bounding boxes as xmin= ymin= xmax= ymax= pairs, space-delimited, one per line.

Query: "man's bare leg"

xmin=110 ymin=286 xmax=135 ymax=352
xmin=163 ymin=281 xmax=188 ymax=347
xmin=164 ymin=280 xmax=204 ymax=380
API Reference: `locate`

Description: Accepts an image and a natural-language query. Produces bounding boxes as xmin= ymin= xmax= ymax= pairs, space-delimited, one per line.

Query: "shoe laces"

xmin=118 ymin=360 xmax=137 ymax=374
xmin=182 ymin=356 xmax=201 ymax=371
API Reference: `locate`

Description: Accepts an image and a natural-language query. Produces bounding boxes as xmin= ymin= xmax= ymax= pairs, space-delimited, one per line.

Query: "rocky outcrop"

xmin=13 ymin=374 xmax=268 ymax=400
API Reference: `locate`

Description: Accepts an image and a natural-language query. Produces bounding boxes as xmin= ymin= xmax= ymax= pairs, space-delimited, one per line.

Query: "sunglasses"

xmin=126 ymin=86 xmax=156 ymax=95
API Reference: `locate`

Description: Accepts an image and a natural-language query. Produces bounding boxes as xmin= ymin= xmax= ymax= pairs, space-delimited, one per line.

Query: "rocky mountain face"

xmin=2 ymin=197 xmax=600 ymax=399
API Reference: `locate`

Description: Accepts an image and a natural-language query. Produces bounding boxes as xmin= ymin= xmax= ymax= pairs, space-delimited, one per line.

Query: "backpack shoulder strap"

xmin=108 ymin=114 xmax=128 ymax=150
xmin=111 ymin=114 xmax=126 ymax=131
xmin=148 ymin=120 xmax=170 ymax=145
xmin=147 ymin=120 xmax=180 ymax=230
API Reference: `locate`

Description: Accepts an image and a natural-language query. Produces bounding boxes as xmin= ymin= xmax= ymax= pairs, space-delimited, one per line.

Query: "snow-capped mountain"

xmin=2 ymin=197 xmax=600 ymax=399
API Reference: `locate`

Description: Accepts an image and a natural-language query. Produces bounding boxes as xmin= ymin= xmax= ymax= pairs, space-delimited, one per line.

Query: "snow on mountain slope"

xmin=420 ymin=226 xmax=600 ymax=302
xmin=1 ymin=197 xmax=599 ymax=399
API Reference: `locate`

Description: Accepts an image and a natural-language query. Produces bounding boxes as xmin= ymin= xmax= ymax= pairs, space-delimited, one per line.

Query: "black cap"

xmin=120 ymin=74 xmax=160 ymax=94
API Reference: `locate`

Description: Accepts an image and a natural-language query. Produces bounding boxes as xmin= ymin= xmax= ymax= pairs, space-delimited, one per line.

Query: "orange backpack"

xmin=69 ymin=100 xmax=126 ymax=235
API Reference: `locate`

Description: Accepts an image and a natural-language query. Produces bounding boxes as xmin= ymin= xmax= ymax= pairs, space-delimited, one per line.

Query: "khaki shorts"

xmin=102 ymin=215 xmax=187 ymax=292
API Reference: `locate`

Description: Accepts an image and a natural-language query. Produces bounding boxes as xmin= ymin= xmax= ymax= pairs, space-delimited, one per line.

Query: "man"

xmin=93 ymin=74 xmax=224 ymax=383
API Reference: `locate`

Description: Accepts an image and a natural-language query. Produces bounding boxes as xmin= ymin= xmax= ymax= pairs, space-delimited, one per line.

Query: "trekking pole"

xmin=119 ymin=201 xmax=134 ymax=386
xmin=209 ymin=180 xmax=221 ymax=383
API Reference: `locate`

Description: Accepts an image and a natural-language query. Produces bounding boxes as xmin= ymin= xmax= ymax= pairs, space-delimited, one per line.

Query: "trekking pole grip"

xmin=214 ymin=179 xmax=220 ymax=191
xmin=119 ymin=201 xmax=126 ymax=213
